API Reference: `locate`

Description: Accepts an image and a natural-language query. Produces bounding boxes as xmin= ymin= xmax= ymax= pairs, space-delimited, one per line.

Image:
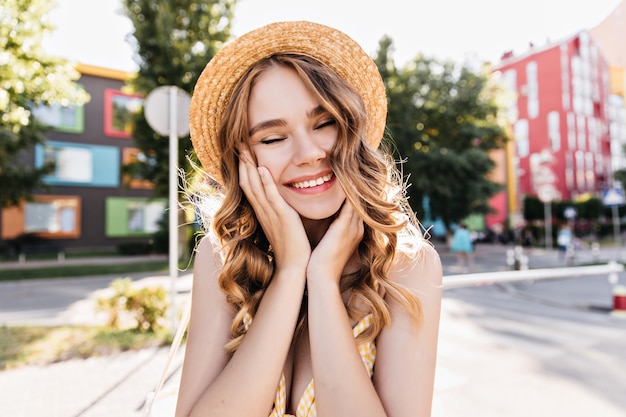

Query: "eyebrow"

xmin=248 ymin=119 xmax=286 ymax=137
xmin=248 ymin=105 xmax=329 ymax=137
xmin=307 ymin=105 xmax=327 ymax=118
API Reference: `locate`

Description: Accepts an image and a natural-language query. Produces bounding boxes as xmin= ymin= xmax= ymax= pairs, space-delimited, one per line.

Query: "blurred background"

xmin=1 ymin=1 xmax=626 ymax=416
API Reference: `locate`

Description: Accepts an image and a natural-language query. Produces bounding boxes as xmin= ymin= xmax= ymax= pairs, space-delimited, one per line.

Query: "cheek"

xmin=253 ymin=150 xmax=282 ymax=181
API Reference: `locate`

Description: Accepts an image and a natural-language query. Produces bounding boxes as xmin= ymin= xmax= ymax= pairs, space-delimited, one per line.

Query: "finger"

xmin=257 ymin=166 xmax=287 ymax=211
xmin=238 ymin=155 xmax=254 ymax=201
xmin=239 ymin=153 xmax=267 ymax=206
xmin=335 ymin=200 xmax=364 ymax=239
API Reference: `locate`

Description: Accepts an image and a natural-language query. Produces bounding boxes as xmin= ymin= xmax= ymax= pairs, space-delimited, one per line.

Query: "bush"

xmin=117 ymin=241 xmax=153 ymax=255
xmin=97 ymin=278 xmax=170 ymax=332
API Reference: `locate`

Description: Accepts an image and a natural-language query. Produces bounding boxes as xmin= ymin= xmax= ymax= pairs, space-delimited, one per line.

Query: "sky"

xmin=42 ymin=0 xmax=623 ymax=73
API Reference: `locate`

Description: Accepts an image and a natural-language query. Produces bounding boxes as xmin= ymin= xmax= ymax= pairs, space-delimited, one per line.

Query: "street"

xmin=433 ymin=277 xmax=626 ymax=417
xmin=0 ymin=243 xmax=625 ymax=416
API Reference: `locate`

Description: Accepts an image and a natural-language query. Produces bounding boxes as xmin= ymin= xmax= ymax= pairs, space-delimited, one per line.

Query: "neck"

xmin=301 ymin=214 xmax=336 ymax=248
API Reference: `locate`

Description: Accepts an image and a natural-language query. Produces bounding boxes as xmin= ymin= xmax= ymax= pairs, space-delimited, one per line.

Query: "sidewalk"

xmin=0 ymin=254 xmax=168 ymax=270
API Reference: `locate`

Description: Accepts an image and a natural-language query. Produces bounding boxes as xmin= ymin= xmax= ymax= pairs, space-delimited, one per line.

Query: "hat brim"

xmin=189 ymin=20 xmax=387 ymax=185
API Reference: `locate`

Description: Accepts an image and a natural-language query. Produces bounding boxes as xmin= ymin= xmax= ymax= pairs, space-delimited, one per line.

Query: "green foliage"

xmin=0 ymin=260 xmax=169 ymax=281
xmin=97 ymin=278 xmax=170 ymax=332
xmin=374 ymin=38 xmax=508 ymax=232
xmin=121 ymin=0 xmax=237 ymax=197
xmin=0 ymin=0 xmax=90 ymax=208
xmin=614 ymin=169 xmax=626 ymax=188
xmin=524 ymin=195 xmax=605 ymax=222
xmin=523 ymin=195 xmax=546 ymax=221
xmin=117 ymin=240 xmax=155 ymax=255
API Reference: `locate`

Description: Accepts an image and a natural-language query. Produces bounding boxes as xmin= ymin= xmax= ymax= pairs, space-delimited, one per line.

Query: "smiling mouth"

xmin=291 ymin=173 xmax=334 ymax=189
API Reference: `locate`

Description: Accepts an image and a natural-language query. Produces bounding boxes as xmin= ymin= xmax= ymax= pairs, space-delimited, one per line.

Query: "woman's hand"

xmin=238 ymin=149 xmax=311 ymax=273
xmin=307 ymin=200 xmax=364 ymax=284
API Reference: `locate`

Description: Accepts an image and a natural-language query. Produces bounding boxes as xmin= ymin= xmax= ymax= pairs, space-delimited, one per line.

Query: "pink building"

xmin=493 ymin=31 xmax=613 ymax=211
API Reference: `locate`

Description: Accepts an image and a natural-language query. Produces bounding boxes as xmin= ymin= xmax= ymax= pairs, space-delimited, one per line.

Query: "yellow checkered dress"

xmin=268 ymin=314 xmax=376 ymax=417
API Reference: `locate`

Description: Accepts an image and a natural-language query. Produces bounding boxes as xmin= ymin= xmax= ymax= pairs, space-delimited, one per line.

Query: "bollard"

xmin=591 ymin=242 xmax=600 ymax=262
xmin=612 ymin=285 xmax=626 ymax=318
xmin=506 ymin=249 xmax=515 ymax=269
xmin=519 ymin=255 xmax=529 ymax=270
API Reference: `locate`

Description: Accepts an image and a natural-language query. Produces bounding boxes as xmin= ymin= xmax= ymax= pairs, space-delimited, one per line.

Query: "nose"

xmin=292 ymin=130 xmax=327 ymax=165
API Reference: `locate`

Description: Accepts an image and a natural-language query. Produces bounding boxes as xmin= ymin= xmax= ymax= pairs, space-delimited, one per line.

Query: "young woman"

xmin=176 ymin=21 xmax=442 ymax=417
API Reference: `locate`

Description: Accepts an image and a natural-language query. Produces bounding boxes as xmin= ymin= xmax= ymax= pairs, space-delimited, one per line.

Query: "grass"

xmin=0 ymin=325 xmax=171 ymax=370
xmin=0 ymin=260 xmax=171 ymax=281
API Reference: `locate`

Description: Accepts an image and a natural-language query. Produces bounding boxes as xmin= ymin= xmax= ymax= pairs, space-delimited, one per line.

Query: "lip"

xmin=286 ymin=170 xmax=336 ymax=194
xmin=286 ymin=170 xmax=334 ymax=184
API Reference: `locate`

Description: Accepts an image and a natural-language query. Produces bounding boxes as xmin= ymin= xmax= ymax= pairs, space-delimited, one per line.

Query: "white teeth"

xmin=292 ymin=173 xmax=333 ymax=189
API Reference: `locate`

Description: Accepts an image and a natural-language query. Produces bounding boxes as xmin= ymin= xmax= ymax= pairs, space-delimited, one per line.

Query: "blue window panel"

xmin=35 ymin=141 xmax=120 ymax=187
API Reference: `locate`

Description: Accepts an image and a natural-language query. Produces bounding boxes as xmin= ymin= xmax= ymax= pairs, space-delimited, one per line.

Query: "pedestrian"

xmin=557 ymin=226 xmax=573 ymax=262
xmin=451 ymin=223 xmax=473 ymax=272
xmin=176 ymin=21 xmax=442 ymax=417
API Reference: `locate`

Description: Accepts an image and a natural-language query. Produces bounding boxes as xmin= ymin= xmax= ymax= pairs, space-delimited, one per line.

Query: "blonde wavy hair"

xmin=196 ymin=54 xmax=425 ymax=353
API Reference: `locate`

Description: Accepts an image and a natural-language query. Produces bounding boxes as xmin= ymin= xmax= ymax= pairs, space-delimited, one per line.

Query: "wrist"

xmin=272 ymin=265 xmax=307 ymax=287
xmin=306 ymin=272 xmax=341 ymax=294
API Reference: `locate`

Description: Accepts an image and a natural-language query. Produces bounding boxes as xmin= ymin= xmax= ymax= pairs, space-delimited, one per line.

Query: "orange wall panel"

xmin=1 ymin=204 xmax=25 ymax=239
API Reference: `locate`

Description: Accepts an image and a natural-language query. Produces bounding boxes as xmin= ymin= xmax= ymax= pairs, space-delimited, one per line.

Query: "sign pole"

xmin=144 ymin=85 xmax=191 ymax=336
xmin=612 ymin=205 xmax=621 ymax=247
xmin=544 ymin=202 xmax=552 ymax=250
xmin=168 ymin=86 xmax=179 ymax=335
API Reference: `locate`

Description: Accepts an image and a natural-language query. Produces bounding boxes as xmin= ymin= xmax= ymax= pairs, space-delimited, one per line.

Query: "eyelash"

xmin=260 ymin=137 xmax=285 ymax=145
xmin=259 ymin=120 xmax=336 ymax=145
xmin=316 ymin=119 xmax=336 ymax=130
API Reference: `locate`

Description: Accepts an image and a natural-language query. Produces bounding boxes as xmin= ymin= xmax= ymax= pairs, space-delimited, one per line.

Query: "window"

xmin=31 ymin=85 xmax=85 ymax=133
xmin=104 ymin=89 xmax=143 ymax=138
xmin=577 ymin=116 xmax=587 ymax=150
xmin=35 ymin=141 xmax=120 ymax=187
xmin=122 ymin=147 xmax=155 ymax=189
xmin=548 ymin=111 xmax=560 ymax=151
xmin=526 ymin=61 xmax=539 ymax=119
xmin=560 ymin=44 xmax=570 ymax=111
xmin=567 ymin=113 xmax=576 ymax=150
xmin=514 ymin=119 xmax=529 ymax=157
xmin=502 ymin=69 xmax=518 ymax=122
xmin=32 ymin=102 xmax=85 ymax=133
xmin=105 ymin=197 xmax=167 ymax=237
xmin=575 ymin=151 xmax=585 ymax=190
xmin=585 ymin=152 xmax=595 ymax=190
xmin=565 ymin=153 xmax=574 ymax=190
xmin=0 ymin=195 xmax=81 ymax=239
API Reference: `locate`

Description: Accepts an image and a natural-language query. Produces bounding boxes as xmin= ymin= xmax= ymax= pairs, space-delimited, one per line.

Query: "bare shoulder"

xmin=188 ymin=234 xmax=231 ymax=321
xmin=390 ymin=239 xmax=443 ymax=292
xmin=194 ymin=234 xmax=223 ymax=268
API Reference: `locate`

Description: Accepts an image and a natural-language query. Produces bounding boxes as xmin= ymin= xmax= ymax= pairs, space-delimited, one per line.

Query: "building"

xmin=0 ymin=64 xmax=166 ymax=255
xmin=493 ymin=31 xmax=613 ymax=211
xmin=590 ymin=0 xmax=626 ymax=180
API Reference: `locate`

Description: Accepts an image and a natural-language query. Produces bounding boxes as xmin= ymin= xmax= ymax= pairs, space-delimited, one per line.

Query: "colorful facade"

xmin=493 ymin=31 xmax=613 ymax=213
xmin=0 ymin=64 xmax=165 ymax=254
xmin=590 ymin=0 xmax=626 ymax=180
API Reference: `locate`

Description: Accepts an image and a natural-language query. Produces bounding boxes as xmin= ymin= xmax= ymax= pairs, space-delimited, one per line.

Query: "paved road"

xmin=1 ymin=243 xmax=625 ymax=417
xmin=434 ymin=278 xmax=626 ymax=417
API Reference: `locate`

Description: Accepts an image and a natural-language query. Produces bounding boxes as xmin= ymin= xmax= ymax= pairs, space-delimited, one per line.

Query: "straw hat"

xmin=189 ymin=20 xmax=387 ymax=184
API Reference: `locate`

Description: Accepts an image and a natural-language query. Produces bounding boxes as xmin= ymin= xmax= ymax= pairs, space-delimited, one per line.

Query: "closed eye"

xmin=260 ymin=137 xmax=286 ymax=145
xmin=315 ymin=119 xmax=336 ymax=130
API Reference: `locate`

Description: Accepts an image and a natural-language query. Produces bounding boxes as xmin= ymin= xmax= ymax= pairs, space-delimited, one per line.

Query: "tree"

xmin=121 ymin=0 xmax=237 ymax=197
xmin=121 ymin=0 xmax=237 ymax=261
xmin=374 ymin=38 xmax=508 ymax=234
xmin=0 ymin=0 xmax=89 ymax=208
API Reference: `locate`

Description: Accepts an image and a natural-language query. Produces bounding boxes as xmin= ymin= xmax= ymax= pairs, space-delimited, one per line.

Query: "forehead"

xmin=247 ymin=65 xmax=321 ymax=122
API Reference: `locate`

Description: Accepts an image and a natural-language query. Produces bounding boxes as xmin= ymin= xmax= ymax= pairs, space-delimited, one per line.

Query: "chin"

xmin=294 ymin=199 xmax=345 ymax=221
